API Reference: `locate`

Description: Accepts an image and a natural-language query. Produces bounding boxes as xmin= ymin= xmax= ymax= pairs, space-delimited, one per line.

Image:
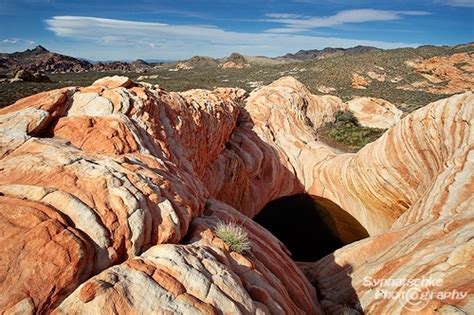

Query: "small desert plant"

xmin=214 ymin=220 xmax=251 ymax=253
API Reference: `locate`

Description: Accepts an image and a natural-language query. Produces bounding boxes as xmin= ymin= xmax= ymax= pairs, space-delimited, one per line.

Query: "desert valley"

xmin=0 ymin=1 xmax=473 ymax=314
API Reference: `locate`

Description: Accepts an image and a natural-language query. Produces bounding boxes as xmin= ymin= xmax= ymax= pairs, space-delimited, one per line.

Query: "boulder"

xmin=92 ymin=75 xmax=133 ymax=88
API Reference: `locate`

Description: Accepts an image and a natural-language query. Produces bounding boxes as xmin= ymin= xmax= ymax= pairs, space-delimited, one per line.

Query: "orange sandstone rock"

xmin=222 ymin=61 xmax=251 ymax=69
xmin=0 ymin=75 xmax=472 ymax=314
xmin=92 ymin=75 xmax=134 ymax=89
xmin=0 ymin=196 xmax=94 ymax=313
xmin=347 ymin=97 xmax=403 ymax=129
xmin=0 ymin=76 xmax=319 ymax=314
xmin=352 ymin=73 xmax=369 ymax=89
xmin=404 ymin=52 xmax=474 ymax=94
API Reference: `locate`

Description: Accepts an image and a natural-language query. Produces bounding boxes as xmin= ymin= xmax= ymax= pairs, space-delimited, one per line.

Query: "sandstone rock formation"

xmin=0 ymin=76 xmax=319 ymax=314
xmin=222 ymin=61 xmax=251 ymax=69
xmin=92 ymin=75 xmax=134 ymax=89
xmin=300 ymin=92 xmax=473 ymax=313
xmin=0 ymin=75 xmax=472 ymax=314
xmin=0 ymin=45 xmax=92 ymax=76
xmin=92 ymin=59 xmax=152 ymax=73
xmin=221 ymin=53 xmax=251 ymax=69
xmin=404 ymin=52 xmax=474 ymax=94
xmin=352 ymin=73 xmax=369 ymax=89
xmin=346 ymin=97 xmax=403 ymax=129
xmin=173 ymin=62 xmax=194 ymax=71
xmin=13 ymin=69 xmax=51 ymax=83
xmin=316 ymin=85 xmax=336 ymax=94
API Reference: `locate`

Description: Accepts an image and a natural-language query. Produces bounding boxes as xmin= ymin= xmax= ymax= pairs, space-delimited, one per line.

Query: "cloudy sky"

xmin=0 ymin=0 xmax=473 ymax=60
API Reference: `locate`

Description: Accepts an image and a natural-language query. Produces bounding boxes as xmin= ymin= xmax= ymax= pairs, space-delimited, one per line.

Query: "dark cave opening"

xmin=254 ymin=194 xmax=369 ymax=262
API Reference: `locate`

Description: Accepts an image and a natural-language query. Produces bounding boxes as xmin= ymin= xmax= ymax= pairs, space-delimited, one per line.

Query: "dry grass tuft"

xmin=214 ymin=220 xmax=251 ymax=253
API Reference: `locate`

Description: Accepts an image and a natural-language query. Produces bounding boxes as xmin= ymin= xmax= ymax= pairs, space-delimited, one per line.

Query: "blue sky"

xmin=0 ymin=0 xmax=473 ymax=60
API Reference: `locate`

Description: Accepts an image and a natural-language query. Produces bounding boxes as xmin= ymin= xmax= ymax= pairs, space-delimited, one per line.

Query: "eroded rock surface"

xmin=0 ymin=75 xmax=319 ymax=314
xmin=404 ymin=52 xmax=474 ymax=94
xmin=347 ymin=97 xmax=402 ymax=129
xmin=352 ymin=73 xmax=369 ymax=89
xmin=0 ymin=75 xmax=472 ymax=314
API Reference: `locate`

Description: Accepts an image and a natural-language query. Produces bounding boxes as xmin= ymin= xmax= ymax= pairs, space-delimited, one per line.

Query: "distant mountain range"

xmin=1 ymin=43 xmax=472 ymax=79
xmin=0 ymin=45 xmax=162 ymax=78
xmin=0 ymin=46 xmax=258 ymax=77
xmin=280 ymin=45 xmax=382 ymax=61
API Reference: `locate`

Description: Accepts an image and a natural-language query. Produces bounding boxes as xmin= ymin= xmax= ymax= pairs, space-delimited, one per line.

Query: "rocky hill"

xmin=282 ymin=45 xmax=382 ymax=61
xmin=92 ymin=59 xmax=152 ymax=73
xmin=172 ymin=53 xmax=251 ymax=70
xmin=173 ymin=55 xmax=220 ymax=70
xmin=0 ymin=75 xmax=472 ymax=313
xmin=0 ymin=46 xmax=156 ymax=78
xmin=0 ymin=45 xmax=92 ymax=77
xmin=221 ymin=53 xmax=251 ymax=69
xmin=402 ymin=51 xmax=474 ymax=94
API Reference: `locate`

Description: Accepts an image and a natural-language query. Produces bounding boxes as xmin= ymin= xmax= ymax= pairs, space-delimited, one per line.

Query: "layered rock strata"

xmin=0 ymin=76 xmax=319 ymax=314
xmin=0 ymin=75 xmax=472 ymax=314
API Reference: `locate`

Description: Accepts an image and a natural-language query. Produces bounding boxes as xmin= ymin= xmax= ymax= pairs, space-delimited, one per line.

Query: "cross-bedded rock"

xmin=0 ymin=75 xmax=472 ymax=314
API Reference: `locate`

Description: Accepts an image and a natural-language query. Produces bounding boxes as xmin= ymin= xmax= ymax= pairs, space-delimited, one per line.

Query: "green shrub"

xmin=324 ymin=110 xmax=386 ymax=151
xmin=214 ymin=220 xmax=251 ymax=253
xmin=333 ymin=110 xmax=359 ymax=126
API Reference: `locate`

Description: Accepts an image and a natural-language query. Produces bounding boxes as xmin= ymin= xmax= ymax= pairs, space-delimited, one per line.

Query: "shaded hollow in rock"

xmin=254 ymin=194 xmax=369 ymax=261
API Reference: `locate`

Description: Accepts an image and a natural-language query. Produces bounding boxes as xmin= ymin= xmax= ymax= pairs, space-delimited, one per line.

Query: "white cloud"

xmin=265 ymin=13 xmax=304 ymax=19
xmin=45 ymin=15 xmax=421 ymax=60
xmin=264 ymin=9 xmax=431 ymax=33
xmin=1 ymin=38 xmax=35 ymax=45
xmin=265 ymin=28 xmax=309 ymax=33
xmin=440 ymin=0 xmax=474 ymax=6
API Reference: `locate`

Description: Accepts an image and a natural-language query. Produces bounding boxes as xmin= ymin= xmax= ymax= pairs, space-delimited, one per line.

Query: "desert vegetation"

xmin=214 ymin=220 xmax=251 ymax=253
xmin=318 ymin=110 xmax=386 ymax=152
xmin=1 ymin=44 xmax=470 ymax=108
